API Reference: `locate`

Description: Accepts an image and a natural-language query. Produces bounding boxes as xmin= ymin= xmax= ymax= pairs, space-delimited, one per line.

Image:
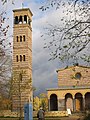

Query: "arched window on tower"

xmin=14 ymin=16 xmax=18 ymax=24
xmin=23 ymin=35 xmax=25 ymax=41
xmin=16 ymin=36 xmax=19 ymax=42
xmin=16 ymin=55 xmax=18 ymax=62
xmin=23 ymin=55 xmax=25 ymax=61
xmin=20 ymin=55 xmax=22 ymax=62
xmin=19 ymin=16 xmax=22 ymax=24
xmin=24 ymin=15 xmax=27 ymax=23
xmin=28 ymin=18 xmax=31 ymax=25
xmin=20 ymin=36 xmax=22 ymax=42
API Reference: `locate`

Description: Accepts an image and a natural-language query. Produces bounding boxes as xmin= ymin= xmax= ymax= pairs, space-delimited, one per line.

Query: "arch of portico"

xmin=75 ymin=93 xmax=83 ymax=111
xmin=65 ymin=93 xmax=73 ymax=111
xmin=50 ymin=94 xmax=58 ymax=111
xmin=85 ymin=92 xmax=90 ymax=110
xmin=47 ymin=88 xmax=90 ymax=112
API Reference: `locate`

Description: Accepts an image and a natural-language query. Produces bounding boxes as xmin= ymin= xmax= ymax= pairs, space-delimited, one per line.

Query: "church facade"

xmin=47 ymin=65 xmax=90 ymax=112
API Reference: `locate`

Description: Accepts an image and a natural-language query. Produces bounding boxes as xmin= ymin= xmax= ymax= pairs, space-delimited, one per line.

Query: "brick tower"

xmin=12 ymin=8 xmax=33 ymax=111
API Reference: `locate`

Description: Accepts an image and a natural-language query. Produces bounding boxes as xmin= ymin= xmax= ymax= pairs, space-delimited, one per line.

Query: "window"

xmin=23 ymin=55 xmax=25 ymax=61
xmin=19 ymin=73 xmax=22 ymax=81
xmin=19 ymin=16 xmax=22 ymax=23
xmin=16 ymin=36 xmax=19 ymax=42
xmin=24 ymin=15 xmax=27 ymax=23
xmin=20 ymin=36 xmax=22 ymax=42
xmin=23 ymin=35 xmax=25 ymax=41
xmin=16 ymin=55 xmax=18 ymax=62
xmin=28 ymin=19 xmax=31 ymax=25
xmin=20 ymin=55 xmax=22 ymax=61
xmin=75 ymin=72 xmax=82 ymax=79
xmin=14 ymin=16 xmax=18 ymax=24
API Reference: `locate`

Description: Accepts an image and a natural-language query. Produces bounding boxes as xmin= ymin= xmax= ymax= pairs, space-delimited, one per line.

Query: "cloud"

xmin=1 ymin=0 xmax=89 ymax=97
xmin=2 ymin=0 xmax=64 ymax=96
xmin=32 ymin=28 xmax=59 ymax=95
xmin=30 ymin=1 xmax=65 ymax=95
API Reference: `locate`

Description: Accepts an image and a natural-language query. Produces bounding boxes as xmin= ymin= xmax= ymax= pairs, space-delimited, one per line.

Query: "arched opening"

xmin=20 ymin=55 xmax=22 ymax=62
xmin=28 ymin=18 xmax=31 ymax=25
xmin=19 ymin=16 xmax=22 ymax=24
xmin=16 ymin=55 xmax=18 ymax=62
xmin=75 ymin=93 xmax=83 ymax=111
xmin=20 ymin=36 xmax=22 ymax=42
xmin=85 ymin=92 xmax=90 ymax=110
xmin=65 ymin=93 xmax=73 ymax=111
xmin=50 ymin=94 xmax=58 ymax=111
xmin=14 ymin=16 xmax=18 ymax=24
xmin=24 ymin=15 xmax=27 ymax=23
xmin=16 ymin=36 xmax=19 ymax=42
xmin=23 ymin=55 xmax=25 ymax=61
xmin=23 ymin=35 xmax=25 ymax=41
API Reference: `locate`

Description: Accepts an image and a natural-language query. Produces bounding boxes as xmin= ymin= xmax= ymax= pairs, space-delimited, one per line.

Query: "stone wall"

xmin=57 ymin=66 xmax=90 ymax=87
xmin=33 ymin=111 xmax=68 ymax=117
xmin=0 ymin=110 xmax=19 ymax=117
xmin=0 ymin=110 xmax=68 ymax=117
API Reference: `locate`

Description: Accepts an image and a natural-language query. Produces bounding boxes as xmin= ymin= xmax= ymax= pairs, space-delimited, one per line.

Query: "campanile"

xmin=12 ymin=8 xmax=33 ymax=111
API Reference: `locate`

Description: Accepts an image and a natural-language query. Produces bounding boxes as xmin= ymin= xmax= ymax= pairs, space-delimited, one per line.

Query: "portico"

xmin=47 ymin=66 xmax=90 ymax=112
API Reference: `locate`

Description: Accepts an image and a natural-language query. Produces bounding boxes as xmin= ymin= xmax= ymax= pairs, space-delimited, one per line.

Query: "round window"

xmin=75 ymin=72 xmax=82 ymax=79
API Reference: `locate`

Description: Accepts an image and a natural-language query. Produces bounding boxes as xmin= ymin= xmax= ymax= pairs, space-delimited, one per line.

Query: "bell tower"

xmin=12 ymin=8 xmax=33 ymax=111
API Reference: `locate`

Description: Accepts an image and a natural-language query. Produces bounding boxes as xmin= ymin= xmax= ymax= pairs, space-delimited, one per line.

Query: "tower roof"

xmin=13 ymin=8 xmax=33 ymax=16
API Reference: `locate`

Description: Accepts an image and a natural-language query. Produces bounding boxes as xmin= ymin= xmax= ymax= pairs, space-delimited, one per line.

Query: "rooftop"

xmin=47 ymin=85 xmax=90 ymax=91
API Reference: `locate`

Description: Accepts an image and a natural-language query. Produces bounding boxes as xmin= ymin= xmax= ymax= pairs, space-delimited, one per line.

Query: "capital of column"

xmin=72 ymin=95 xmax=75 ymax=99
xmin=82 ymin=94 xmax=85 ymax=98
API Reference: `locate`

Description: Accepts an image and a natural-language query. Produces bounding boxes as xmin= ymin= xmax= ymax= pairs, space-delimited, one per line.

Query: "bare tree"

xmin=40 ymin=0 xmax=90 ymax=66
xmin=9 ymin=71 xmax=32 ymax=119
xmin=0 ymin=0 xmax=13 ymax=97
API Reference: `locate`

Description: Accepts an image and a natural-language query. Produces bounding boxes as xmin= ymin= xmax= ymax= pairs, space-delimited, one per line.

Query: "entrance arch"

xmin=75 ymin=93 xmax=83 ymax=111
xmin=85 ymin=92 xmax=90 ymax=110
xmin=50 ymin=94 xmax=58 ymax=111
xmin=65 ymin=93 xmax=73 ymax=111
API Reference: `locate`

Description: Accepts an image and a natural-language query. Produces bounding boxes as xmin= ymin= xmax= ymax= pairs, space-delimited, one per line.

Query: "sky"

xmin=0 ymin=0 xmax=62 ymax=96
xmin=1 ymin=0 xmax=89 ymax=96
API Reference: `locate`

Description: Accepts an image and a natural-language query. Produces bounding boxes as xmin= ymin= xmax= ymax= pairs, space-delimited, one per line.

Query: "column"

xmin=22 ymin=16 xmax=24 ymax=24
xmin=83 ymin=95 xmax=85 ymax=111
xmin=58 ymin=98 xmax=60 ymax=111
xmin=73 ymin=97 xmax=76 ymax=112
xmin=48 ymin=99 xmax=50 ymax=111
xmin=58 ymin=98 xmax=65 ymax=111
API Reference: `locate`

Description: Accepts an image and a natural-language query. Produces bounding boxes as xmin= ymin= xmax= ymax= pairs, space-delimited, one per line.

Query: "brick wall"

xmin=57 ymin=66 xmax=90 ymax=87
xmin=12 ymin=8 xmax=33 ymax=111
xmin=0 ymin=110 xmax=68 ymax=117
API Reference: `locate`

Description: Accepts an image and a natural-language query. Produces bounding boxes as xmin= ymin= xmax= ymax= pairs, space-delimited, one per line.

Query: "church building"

xmin=47 ymin=65 xmax=90 ymax=112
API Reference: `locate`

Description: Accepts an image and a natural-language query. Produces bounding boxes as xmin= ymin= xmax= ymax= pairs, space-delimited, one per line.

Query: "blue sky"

xmin=1 ymin=0 xmax=89 ymax=96
xmin=2 ymin=0 xmax=89 ymax=96
xmin=0 ymin=0 xmax=61 ymax=95
xmin=33 ymin=0 xmax=46 ymax=3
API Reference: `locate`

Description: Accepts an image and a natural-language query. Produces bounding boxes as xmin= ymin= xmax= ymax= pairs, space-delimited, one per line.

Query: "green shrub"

xmin=84 ymin=114 xmax=90 ymax=120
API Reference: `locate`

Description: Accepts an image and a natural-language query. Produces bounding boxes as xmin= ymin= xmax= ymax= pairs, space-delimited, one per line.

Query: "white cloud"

xmin=2 ymin=0 xmax=66 ymax=96
xmin=30 ymin=1 xmax=65 ymax=95
xmin=3 ymin=0 xmax=89 ymax=96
